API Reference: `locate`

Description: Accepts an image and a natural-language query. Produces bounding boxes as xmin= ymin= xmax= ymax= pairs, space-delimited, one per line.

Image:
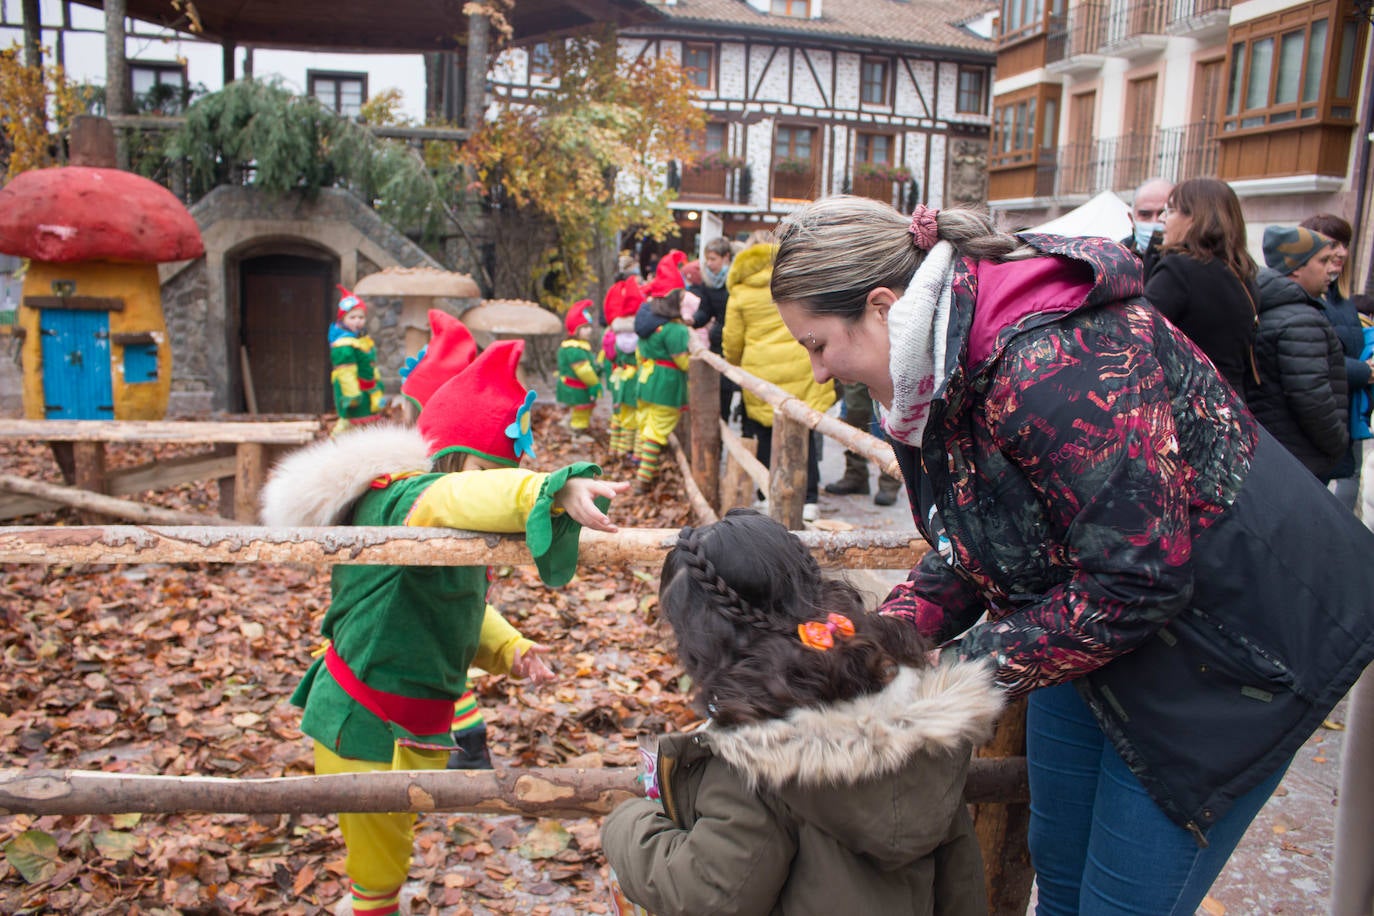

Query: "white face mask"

xmin=1134 ymin=222 xmax=1162 ymax=251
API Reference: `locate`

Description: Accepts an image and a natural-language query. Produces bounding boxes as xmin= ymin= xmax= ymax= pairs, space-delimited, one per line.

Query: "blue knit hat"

xmin=1262 ymin=226 xmax=1332 ymax=273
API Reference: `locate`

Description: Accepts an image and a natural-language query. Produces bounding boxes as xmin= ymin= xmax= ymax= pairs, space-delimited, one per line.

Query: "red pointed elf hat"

xmin=565 ymin=299 xmax=594 ymax=335
xmin=419 ymin=339 xmax=536 ymax=467
xmin=335 ymin=284 xmax=368 ymax=321
xmin=400 ymin=309 xmax=478 ymax=412
xmin=604 ymin=278 xmax=645 ymax=323
xmin=643 ymin=250 xmax=687 ymax=297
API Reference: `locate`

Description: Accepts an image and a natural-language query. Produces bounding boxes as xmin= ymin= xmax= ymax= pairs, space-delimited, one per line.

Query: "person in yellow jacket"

xmin=722 ymin=235 xmax=835 ymax=521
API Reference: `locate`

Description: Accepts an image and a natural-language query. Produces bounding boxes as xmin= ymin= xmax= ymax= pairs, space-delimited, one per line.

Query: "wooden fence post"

xmin=768 ymin=410 xmax=807 ymax=529
xmin=974 ymin=699 xmax=1035 ymax=916
xmin=234 ymin=442 xmax=266 ymax=523
xmin=688 ymin=358 xmax=721 ymax=510
xmin=73 ymin=441 xmax=108 ymax=524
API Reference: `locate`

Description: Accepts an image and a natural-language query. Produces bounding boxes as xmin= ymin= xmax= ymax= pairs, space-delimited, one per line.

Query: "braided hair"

xmin=659 ymin=508 xmax=930 ymax=726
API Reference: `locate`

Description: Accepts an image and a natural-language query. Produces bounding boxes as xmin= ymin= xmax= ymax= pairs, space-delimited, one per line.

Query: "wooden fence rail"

xmin=0 ymin=759 xmax=1028 ymax=818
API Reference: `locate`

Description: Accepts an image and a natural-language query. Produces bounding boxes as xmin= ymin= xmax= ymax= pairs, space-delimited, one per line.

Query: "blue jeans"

xmin=1027 ymin=683 xmax=1289 ymax=916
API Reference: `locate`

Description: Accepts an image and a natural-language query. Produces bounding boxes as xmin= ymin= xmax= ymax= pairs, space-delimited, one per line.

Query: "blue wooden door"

xmin=40 ymin=309 xmax=114 ymax=419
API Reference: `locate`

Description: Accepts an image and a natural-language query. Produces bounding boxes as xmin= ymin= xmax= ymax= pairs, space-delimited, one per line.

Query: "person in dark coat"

xmin=1246 ymin=225 xmax=1349 ymax=480
xmin=1300 ymin=214 xmax=1370 ymax=508
xmin=1145 ymin=178 xmax=1260 ymax=395
xmin=602 ymin=510 xmax=1001 ymax=916
xmin=688 ymin=237 xmax=739 ymax=423
xmin=769 ymin=195 xmax=1374 ymax=916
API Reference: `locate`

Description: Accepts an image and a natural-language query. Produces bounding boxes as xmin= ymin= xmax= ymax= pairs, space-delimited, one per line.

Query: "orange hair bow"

xmin=797 ymin=613 xmax=856 ymax=651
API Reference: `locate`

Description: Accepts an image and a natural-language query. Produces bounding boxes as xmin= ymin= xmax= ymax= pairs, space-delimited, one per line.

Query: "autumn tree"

xmin=0 ymin=43 xmax=90 ymax=180
xmin=463 ymin=28 xmax=705 ymax=308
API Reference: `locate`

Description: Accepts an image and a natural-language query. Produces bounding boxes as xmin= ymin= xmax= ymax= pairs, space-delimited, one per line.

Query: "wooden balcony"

xmin=680 ymin=165 xmax=731 ymax=201
xmin=772 ymin=166 xmax=820 ymax=201
xmin=851 ymin=173 xmax=906 ymax=208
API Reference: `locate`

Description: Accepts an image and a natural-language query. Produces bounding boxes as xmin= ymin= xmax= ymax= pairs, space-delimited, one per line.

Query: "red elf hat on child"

xmin=603 ymin=278 xmax=645 ymax=323
xmin=418 ymin=339 xmax=537 ymax=467
xmin=565 ymin=299 xmax=594 ymax=335
xmin=335 ymin=284 xmax=368 ymax=321
xmin=399 ymin=309 xmax=478 ymax=412
xmin=642 ymin=250 xmax=687 ymax=297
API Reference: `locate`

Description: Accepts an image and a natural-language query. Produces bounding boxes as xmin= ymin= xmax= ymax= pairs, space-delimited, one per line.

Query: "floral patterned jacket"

xmin=881 ymin=234 xmax=1374 ymax=834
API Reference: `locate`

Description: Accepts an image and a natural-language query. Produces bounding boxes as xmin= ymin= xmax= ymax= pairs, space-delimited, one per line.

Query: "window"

xmin=1222 ymin=1 xmax=1367 ymax=133
xmin=129 ymin=61 xmax=187 ymax=114
xmin=989 ymin=83 xmax=1061 ymax=170
xmin=956 ymin=66 xmax=987 ymax=114
xmin=860 ymin=58 xmax=890 ymax=106
xmin=855 ymin=132 xmax=893 ymax=165
xmin=771 ymin=0 xmax=810 ymax=16
xmin=308 ymin=71 xmax=367 ymax=118
xmin=683 ymin=44 xmax=715 ymax=91
xmin=701 ymin=122 xmax=727 ymax=155
xmin=773 ymin=125 xmax=818 ymax=198
xmin=529 ymin=42 xmax=554 ymax=80
xmin=775 ymin=125 xmax=815 ymax=162
xmin=1001 ymin=0 xmax=1047 ymax=41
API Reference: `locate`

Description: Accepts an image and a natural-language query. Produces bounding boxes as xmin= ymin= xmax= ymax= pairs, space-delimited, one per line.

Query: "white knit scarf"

xmin=880 ymin=240 xmax=956 ymax=448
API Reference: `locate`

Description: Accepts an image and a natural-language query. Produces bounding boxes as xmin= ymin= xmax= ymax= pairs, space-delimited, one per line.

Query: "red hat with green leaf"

xmin=418 ymin=340 xmax=536 ymax=467
xmin=399 ymin=309 xmax=478 ymax=412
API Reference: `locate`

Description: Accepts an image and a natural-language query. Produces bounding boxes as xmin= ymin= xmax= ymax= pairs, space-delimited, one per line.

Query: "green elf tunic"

xmin=292 ymin=462 xmax=599 ymax=762
xmin=331 ymin=331 xmax=386 ymax=421
xmin=556 ymin=338 xmax=600 ymax=407
xmin=610 ymin=347 xmax=639 ymax=409
xmin=636 ymin=321 xmax=690 ymax=409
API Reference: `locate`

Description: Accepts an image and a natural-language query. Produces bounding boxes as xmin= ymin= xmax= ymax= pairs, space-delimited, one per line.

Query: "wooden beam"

xmin=769 ymin=411 xmax=807 ymax=529
xmin=0 ymin=757 xmax=1025 ymax=817
xmin=687 ymin=358 xmax=721 ymax=508
xmin=0 ymin=525 xmax=928 ymax=570
xmin=22 ymin=296 xmax=124 ymax=312
xmin=234 ymin=443 xmax=265 ymax=523
xmin=667 ymin=434 xmax=718 ymax=525
xmin=0 ymin=420 xmax=318 ymax=444
xmin=720 ymin=421 xmax=770 ymax=492
xmin=0 ymin=453 xmax=239 ymax=522
xmin=0 ymin=475 xmax=234 ymax=526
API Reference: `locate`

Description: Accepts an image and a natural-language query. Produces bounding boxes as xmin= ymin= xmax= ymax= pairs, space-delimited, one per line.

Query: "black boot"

xmin=874 ymin=472 xmax=903 ymax=506
xmin=447 ymin=723 xmax=494 ymax=770
xmin=824 ymin=453 xmax=870 ymax=495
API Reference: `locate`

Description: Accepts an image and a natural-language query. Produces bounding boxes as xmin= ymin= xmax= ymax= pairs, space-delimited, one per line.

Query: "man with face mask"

xmin=1120 ymin=177 xmax=1172 ymax=283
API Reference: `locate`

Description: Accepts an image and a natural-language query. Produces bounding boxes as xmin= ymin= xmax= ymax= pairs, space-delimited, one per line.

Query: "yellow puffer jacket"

xmin=721 ymin=243 xmax=835 ymax=426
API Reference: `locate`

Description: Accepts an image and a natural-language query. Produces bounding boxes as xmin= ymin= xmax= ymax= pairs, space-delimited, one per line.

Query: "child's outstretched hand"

xmin=512 ymin=643 xmax=555 ymax=685
xmin=556 ymin=477 xmax=630 ymax=532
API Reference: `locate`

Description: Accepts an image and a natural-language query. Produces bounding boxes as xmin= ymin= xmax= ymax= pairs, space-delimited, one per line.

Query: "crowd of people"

xmin=289 ymin=176 xmax=1374 ymax=916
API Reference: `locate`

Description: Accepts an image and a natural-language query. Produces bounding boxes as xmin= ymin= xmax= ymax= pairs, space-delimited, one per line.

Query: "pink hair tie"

xmin=908 ymin=204 xmax=940 ymax=251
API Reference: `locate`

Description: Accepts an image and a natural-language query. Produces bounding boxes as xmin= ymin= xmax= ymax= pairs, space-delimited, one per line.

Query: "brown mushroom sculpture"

xmin=0 ymin=166 xmax=205 ymax=420
xmin=353 ymin=266 xmax=480 ymax=360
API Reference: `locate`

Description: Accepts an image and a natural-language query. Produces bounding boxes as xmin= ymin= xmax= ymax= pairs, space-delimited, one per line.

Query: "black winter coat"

xmin=1144 ymin=252 xmax=1259 ymax=395
xmin=1321 ymin=285 xmax=1372 ymax=480
xmin=689 ymin=280 xmax=730 ymax=353
xmin=1244 ymin=268 xmax=1349 ymax=480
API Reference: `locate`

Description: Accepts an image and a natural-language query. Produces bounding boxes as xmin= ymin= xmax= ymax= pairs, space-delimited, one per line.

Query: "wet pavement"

xmin=807 ymin=412 xmax=1352 ymax=915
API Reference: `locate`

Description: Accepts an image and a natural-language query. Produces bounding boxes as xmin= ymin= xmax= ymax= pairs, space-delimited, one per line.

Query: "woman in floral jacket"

xmin=770 ymin=196 xmax=1374 ymax=916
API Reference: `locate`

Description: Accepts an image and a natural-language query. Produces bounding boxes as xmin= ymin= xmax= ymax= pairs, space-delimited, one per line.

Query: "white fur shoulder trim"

xmin=259 ymin=424 xmax=431 ymax=527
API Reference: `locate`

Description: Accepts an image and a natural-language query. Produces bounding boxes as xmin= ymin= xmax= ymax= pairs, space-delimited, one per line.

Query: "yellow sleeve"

xmin=473 ymin=604 xmax=534 ymax=675
xmin=722 ymin=295 xmax=745 ymax=366
xmin=672 ymin=351 xmax=690 ymax=372
xmin=574 ymin=359 xmax=602 ymax=387
xmin=406 ymin=468 xmax=550 ymax=531
xmin=332 ymin=363 xmax=361 ymax=398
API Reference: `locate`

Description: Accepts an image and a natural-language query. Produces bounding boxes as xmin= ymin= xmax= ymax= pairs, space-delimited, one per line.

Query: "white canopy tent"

xmin=1031 ymin=191 xmax=1133 ymax=242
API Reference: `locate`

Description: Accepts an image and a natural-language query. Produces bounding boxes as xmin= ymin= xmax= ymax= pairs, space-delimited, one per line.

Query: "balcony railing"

xmin=1103 ymin=0 xmax=1167 ymax=49
xmin=851 ymin=173 xmax=908 ymax=208
xmin=1166 ymin=0 xmax=1230 ymax=28
xmin=1046 ymin=1 xmax=1107 ymax=63
xmin=680 ymin=164 xmax=732 ymax=200
xmin=1020 ymin=120 xmax=1219 ymax=200
xmin=772 ymin=164 xmax=820 ymax=201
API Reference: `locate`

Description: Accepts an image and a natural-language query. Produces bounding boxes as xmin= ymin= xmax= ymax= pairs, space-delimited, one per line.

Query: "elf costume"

xmin=330 ymin=286 xmax=386 ymax=436
xmin=633 ymin=254 xmax=691 ymax=488
xmin=397 ymin=308 xmax=477 ymax=418
xmin=261 ymin=340 xmax=605 ymax=916
xmin=602 ymin=278 xmax=645 ymax=458
xmin=557 ymin=299 xmax=601 ymax=431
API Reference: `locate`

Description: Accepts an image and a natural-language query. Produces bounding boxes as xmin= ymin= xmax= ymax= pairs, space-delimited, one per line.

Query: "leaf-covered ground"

xmin=0 ymin=407 xmax=697 ymax=914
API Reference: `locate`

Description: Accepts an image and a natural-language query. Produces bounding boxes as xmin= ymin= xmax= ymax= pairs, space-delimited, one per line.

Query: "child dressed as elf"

xmin=397 ymin=309 xmax=554 ymax=770
xmin=556 ymin=299 xmax=601 ymax=434
xmin=601 ymin=277 xmax=645 ymax=460
xmin=633 ymin=254 xmax=692 ymax=491
xmin=262 ymin=340 xmax=626 ymax=916
xmin=330 ymin=285 xmax=386 ymax=436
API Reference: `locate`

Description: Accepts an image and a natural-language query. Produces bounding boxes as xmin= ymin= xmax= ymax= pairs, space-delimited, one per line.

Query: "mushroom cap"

xmin=0 ymin=166 xmax=205 ymax=263
xmin=462 ymin=299 xmax=563 ymax=335
xmin=354 ymin=266 xmax=480 ymax=298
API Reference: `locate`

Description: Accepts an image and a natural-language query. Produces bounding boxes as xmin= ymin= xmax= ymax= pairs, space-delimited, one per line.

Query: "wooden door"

xmin=1065 ymin=90 xmax=1096 ymax=193
xmin=240 ymin=256 xmax=334 ymax=415
xmin=41 ymin=308 xmax=114 ymax=419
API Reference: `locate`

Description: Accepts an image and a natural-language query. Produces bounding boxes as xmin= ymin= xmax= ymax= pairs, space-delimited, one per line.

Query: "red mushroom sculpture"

xmin=0 ymin=166 xmax=205 ymax=420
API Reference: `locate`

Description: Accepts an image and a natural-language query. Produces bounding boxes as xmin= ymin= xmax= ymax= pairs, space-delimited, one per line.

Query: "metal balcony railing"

xmin=1166 ymin=0 xmax=1231 ymax=27
xmin=1103 ymin=0 xmax=1167 ymax=48
xmin=1045 ymin=120 xmax=1219 ymax=198
xmin=1046 ymin=1 xmax=1108 ymax=63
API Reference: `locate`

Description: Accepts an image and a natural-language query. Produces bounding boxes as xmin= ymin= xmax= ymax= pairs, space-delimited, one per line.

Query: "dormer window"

xmin=771 ymin=0 xmax=811 ymax=17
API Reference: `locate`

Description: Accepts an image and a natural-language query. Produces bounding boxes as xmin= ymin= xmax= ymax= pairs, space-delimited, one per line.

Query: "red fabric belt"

xmin=653 ymin=359 xmax=679 ymax=369
xmin=359 ymin=379 xmax=376 ymax=391
xmin=324 ymin=645 xmax=456 ymax=736
xmin=564 ymin=378 xmax=588 ymax=389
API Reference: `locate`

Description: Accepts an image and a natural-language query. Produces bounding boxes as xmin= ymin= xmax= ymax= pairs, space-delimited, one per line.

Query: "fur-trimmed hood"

xmin=708 ymin=659 xmax=1002 ymax=788
xmin=259 ymin=424 xmax=432 ymax=527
